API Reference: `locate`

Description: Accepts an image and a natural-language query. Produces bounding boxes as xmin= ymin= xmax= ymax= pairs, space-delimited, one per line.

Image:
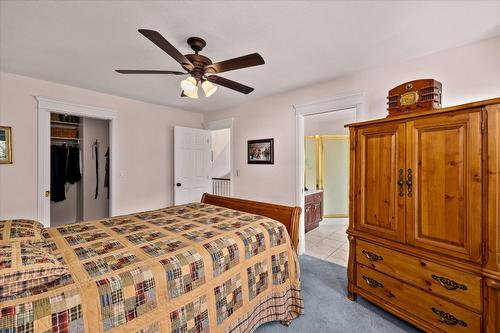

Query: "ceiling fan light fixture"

xmin=180 ymin=76 xmax=197 ymax=93
xmin=202 ymin=80 xmax=218 ymax=97
xmin=118 ymin=31 xmax=264 ymax=98
xmin=183 ymin=86 xmax=199 ymax=99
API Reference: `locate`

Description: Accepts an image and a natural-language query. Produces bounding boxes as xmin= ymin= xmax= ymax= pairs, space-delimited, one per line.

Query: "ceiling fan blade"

xmin=205 ymin=53 xmax=264 ymax=74
xmin=115 ymin=70 xmax=187 ymax=75
xmin=207 ymin=75 xmax=254 ymax=94
xmin=138 ymin=29 xmax=194 ymax=70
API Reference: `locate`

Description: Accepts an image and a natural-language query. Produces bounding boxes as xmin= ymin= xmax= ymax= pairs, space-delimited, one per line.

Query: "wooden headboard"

xmin=201 ymin=193 xmax=301 ymax=253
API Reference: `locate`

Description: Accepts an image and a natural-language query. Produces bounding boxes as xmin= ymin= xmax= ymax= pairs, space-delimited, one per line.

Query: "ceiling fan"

xmin=116 ymin=29 xmax=265 ymax=99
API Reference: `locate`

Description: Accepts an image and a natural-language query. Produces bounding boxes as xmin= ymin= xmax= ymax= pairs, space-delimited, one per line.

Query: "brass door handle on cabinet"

xmin=397 ymin=169 xmax=404 ymax=197
xmin=431 ymin=274 xmax=468 ymax=291
xmin=431 ymin=307 xmax=467 ymax=327
xmin=362 ymin=250 xmax=383 ymax=262
xmin=406 ymin=168 xmax=413 ymax=197
xmin=362 ymin=275 xmax=384 ymax=288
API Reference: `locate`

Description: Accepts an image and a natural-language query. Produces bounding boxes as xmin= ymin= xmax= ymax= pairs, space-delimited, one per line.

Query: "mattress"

xmin=0 ymin=202 xmax=303 ymax=333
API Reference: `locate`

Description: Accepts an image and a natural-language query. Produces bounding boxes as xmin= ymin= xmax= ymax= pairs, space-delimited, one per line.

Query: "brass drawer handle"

xmin=362 ymin=250 xmax=383 ymax=262
xmin=431 ymin=307 xmax=467 ymax=327
xmin=362 ymin=275 xmax=384 ymax=288
xmin=432 ymin=274 xmax=468 ymax=291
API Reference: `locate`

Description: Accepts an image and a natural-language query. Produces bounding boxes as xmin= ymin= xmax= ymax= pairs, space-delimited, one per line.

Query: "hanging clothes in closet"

xmin=67 ymin=145 xmax=82 ymax=184
xmin=51 ymin=145 xmax=68 ymax=202
xmin=50 ymin=144 xmax=82 ymax=202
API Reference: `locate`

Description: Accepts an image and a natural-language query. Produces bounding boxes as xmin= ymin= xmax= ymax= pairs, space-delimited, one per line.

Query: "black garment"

xmin=66 ymin=146 xmax=81 ymax=184
xmin=93 ymin=141 xmax=99 ymax=199
xmin=104 ymin=147 xmax=110 ymax=199
xmin=50 ymin=145 xmax=68 ymax=202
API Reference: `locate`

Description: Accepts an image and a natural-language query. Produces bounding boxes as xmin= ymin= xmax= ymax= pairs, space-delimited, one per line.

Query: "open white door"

xmin=174 ymin=126 xmax=212 ymax=205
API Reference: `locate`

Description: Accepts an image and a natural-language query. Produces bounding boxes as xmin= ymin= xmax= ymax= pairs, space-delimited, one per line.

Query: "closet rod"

xmin=50 ymin=141 xmax=80 ymax=147
xmin=51 ymin=138 xmax=80 ymax=146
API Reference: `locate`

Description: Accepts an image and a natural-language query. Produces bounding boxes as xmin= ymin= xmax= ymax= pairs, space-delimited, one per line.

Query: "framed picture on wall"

xmin=248 ymin=138 xmax=274 ymax=164
xmin=0 ymin=126 xmax=12 ymax=164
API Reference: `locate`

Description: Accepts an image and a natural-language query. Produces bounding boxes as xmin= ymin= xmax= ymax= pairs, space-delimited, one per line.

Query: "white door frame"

xmin=36 ymin=96 xmax=118 ymax=227
xmin=293 ymin=92 xmax=364 ymax=254
xmin=204 ymin=118 xmax=234 ymax=197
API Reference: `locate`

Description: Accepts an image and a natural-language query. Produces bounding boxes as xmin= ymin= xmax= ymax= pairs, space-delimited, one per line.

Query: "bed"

xmin=0 ymin=194 xmax=303 ymax=333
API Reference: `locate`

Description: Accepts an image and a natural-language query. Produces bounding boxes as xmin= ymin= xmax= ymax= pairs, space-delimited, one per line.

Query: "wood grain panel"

xmin=484 ymin=279 xmax=500 ymax=333
xmin=486 ymin=104 xmax=500 ymax=275
xmin=406 ymin=111 xmax=482 ymax=262
xmin=357 ymin=123 xmax=406 ymax=242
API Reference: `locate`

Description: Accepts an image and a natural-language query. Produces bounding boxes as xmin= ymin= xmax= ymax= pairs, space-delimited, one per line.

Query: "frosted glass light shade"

xmin=202 ymin=80 xmax=218 ymax=97
xmin=180 ymin=76 xmax=197 ymax=93
xmin=184 ymin=86 xmax=198 ymax=99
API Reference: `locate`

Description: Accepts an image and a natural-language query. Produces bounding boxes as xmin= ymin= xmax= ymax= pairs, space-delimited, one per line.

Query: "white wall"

xmin=304 ymin=138 xmax=317 ymax=191
xmin=204 ymin=36 xmax=500 ymax=206
xmin=211 ymin=128 xmax=231 ymax=179
xmin=0 ymin=72 xmax=203 ymax=220
xmin=304 ymin=108 xmax=356 ymax=136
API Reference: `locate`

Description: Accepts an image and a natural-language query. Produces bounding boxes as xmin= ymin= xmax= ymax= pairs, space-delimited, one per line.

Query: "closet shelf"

xmin=51 ymin=120 xmax=80 ymax=127
xmin=51 ymin=136 xmax=80 ymax=141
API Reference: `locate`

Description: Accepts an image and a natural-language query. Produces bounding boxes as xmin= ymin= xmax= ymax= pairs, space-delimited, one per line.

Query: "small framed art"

xmin=248 ymin=138 xmax=274 ymax=164
xmin=0 ymin=126 xmax=12 ymax=164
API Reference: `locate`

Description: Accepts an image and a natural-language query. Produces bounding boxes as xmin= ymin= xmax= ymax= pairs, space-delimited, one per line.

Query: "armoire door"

xmin=406 ymin=111 xmax=482 ymax=262
xmin=356 ymin=123 xmax=406 ymax=242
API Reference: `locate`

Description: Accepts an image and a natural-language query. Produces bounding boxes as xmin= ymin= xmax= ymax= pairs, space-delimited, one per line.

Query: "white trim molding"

xmin=293 ymin=91 xmax=364 ymax=255
xmin=36 ymin=96 xmax=118 ymax=227
xmin=36 ymin=96 xmax=117 ymax=119
xmin=293 ymin=91 xmax=365 ymax=116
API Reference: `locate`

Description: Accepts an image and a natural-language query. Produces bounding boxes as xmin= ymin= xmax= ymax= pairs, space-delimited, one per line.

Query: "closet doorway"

xmin=50 ymin=113 xmax=110 ymax=226
xmin=37 ymin=97 xmax=117 ymax=227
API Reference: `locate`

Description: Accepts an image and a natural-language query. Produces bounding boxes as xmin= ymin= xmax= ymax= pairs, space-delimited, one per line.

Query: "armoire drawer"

xmin=356 ymin=240 xmax=482 ymax=311
xmin=357 ymin=264 xmax=481 ymax=333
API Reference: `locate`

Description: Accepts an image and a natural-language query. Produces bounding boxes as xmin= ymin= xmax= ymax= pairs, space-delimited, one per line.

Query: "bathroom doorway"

xmin=302 ymin=108 xmax=356 ymax=265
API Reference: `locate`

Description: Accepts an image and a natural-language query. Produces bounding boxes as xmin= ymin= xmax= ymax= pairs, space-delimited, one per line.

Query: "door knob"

xmin=176 ymin=183 xmax=182 ymax=187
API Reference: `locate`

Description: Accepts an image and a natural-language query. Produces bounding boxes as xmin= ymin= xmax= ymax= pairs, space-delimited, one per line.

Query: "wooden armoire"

xmin=346 ymin=98 xmax=500 ymax=333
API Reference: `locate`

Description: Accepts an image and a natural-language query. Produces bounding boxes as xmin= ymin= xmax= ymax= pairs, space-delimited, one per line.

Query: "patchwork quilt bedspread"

xmin=0 ymin=202 xmax=303 ymax=333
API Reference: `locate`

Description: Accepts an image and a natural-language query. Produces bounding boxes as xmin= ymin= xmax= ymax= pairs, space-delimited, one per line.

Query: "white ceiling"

xmin=1 ymin=1 xmax=500 ymax=113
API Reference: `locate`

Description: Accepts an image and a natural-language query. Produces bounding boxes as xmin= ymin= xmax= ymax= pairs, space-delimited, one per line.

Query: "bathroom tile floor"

xmin=304 ymin=218 xmax=349 ymax=266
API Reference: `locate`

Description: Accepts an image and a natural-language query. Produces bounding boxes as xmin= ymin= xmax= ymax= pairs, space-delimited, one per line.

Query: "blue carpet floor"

xmin=255 ymin=255 xmax=422 ymax=333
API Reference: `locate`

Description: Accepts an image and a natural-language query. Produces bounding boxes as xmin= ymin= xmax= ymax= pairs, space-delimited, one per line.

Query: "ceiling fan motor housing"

xmin=184 ymin=43 xmax=212 ymax=81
